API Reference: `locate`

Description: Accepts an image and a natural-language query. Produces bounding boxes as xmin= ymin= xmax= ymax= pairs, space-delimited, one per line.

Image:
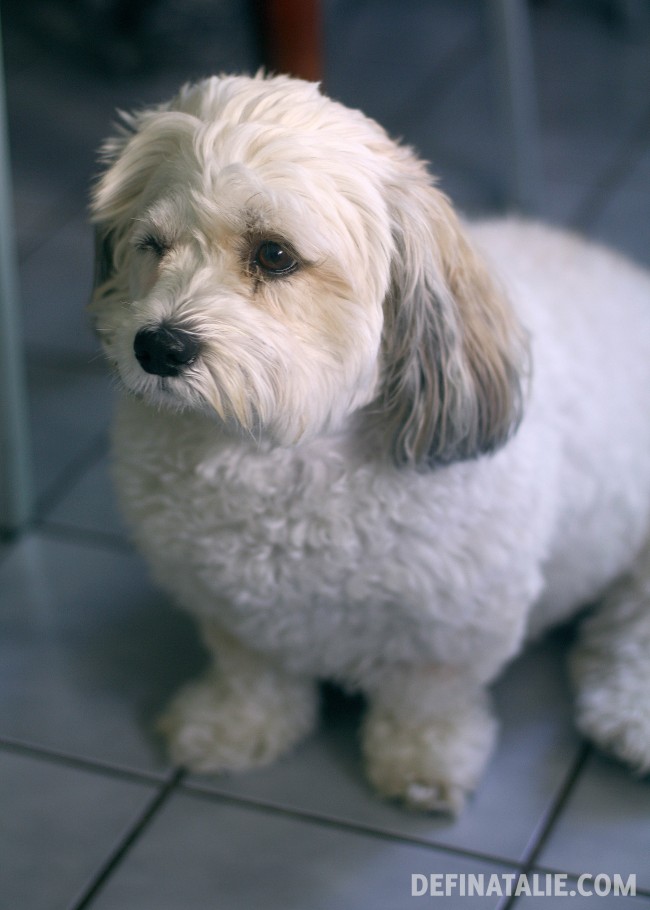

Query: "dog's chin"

xmin=121 ymin=375 xmax=265 ymax=442
xmin=130 ymin=380 xmax=202 ymax=412
xmin=115 ymin=357 xmax=298 ymax=446
xmin=112 ymin=357 xmax=214 ymax=416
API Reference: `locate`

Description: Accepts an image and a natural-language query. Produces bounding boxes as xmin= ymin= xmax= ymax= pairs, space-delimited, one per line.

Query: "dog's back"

xmin=472 ymin=219 xmax=650 ymax=635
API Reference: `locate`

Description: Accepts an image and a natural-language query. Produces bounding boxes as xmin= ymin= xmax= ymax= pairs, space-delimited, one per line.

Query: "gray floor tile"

xmin=184 ymin=633 xmax=581 ymax=864
xmin=536 ymin=753 xmax=650 ymax=892
xmin=27 ymin=358 xmax=113 ymax=506
xmin=514 ymin=887 xmax=650 ymax=908
xmin=0 ymin=748 xmax=157 ymax=910
xmin=44 ymin=451 xmax=128 ymax=541
xmin=21 ymin=215 xmax=98 ymax=358
xmin=87 ymin=789 xmax=512 ymax=910
xmin=11 ymin=178 xmax=79 ymax=262
xmin=0 ymin=534 xmax=206 ymax=774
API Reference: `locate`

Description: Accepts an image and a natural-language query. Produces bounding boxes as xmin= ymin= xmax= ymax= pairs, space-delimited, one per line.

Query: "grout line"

xmin=496 ymin=866 xmax=649 ymax=909
xmin=527 ymin=863 xmax=650 ymax=900
xmin=68 ymin=768 xmax=186 ymax=910
xmin=1 ymin=735 xmax=530 ymax=877
xmin=37 ymin=520 xmax=133 ymax=555
xmin=25 ymin=345 xmax=108 ymax=373
xmin=18 ymin=199 xmax=89 ymax=266
xmin=499 ymin=742 xmax=591 ymax=910
xmin=519 ymin=742 xmax=590 ymax=869
xmin=32 ymin=431 xmax=109 ymax=525
xmin=0 ymin=736 xmax=171 ymax=787
xmin=0 ymin=539 xmax=15 ymax=567
xmin=180 ymin=780 xmax=521 ymax=872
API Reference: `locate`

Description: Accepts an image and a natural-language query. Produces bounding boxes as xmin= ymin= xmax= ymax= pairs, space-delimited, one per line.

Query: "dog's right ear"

xmin=91 ymin=109 xmax=197 ymax=223
xmin=89 ymin=108 xmax=196 ymax=307
xmin=92 ymin=225 xmax=114 ymax=297
xmin=89 ymin=118 xmax=144 ymax=308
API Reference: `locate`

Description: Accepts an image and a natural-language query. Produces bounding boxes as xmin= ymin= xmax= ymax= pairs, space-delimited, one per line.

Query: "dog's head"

xmin=90 ymin=73 xmax=528 ymax=465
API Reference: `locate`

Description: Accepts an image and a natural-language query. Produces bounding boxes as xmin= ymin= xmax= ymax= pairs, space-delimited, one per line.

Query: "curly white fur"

xmin=90 ymin=73 xmax=650 ymax=813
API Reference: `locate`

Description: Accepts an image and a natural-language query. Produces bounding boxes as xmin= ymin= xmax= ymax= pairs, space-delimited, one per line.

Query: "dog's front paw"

xmin=158 ymin=669 xmax=317 ymax=773
xmin=361 ymin=697 xmax=498 ymax=815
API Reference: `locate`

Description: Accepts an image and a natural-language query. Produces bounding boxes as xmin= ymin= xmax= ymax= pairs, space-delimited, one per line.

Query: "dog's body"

xmin=91 ymin=74 xmax=650 ymax=812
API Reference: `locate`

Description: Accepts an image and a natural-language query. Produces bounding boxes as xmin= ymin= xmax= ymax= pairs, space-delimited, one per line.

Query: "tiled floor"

xmin=2 ymin=1 xmax=650 ymax=907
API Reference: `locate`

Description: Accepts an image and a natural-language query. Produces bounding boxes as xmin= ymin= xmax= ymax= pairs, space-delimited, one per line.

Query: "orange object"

xmin=255 ymin=0 xmax=322 ymax=82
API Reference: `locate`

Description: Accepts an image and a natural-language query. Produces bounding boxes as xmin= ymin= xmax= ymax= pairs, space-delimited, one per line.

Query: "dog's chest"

xmin=114 ymin=401 xmax=543 ymax=680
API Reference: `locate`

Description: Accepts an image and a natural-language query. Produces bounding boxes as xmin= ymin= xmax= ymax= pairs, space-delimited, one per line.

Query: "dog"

xmin=89 ymin=73 xmax=650 ymax=813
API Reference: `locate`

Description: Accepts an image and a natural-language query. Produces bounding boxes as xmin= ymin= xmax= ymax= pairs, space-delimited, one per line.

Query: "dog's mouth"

xmin=125 ymin=369 xmax=196 ymax=409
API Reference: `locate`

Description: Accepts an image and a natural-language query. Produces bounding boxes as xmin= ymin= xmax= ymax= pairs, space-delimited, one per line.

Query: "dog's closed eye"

xmin=133 ymin=232 xmax=172 ymax=260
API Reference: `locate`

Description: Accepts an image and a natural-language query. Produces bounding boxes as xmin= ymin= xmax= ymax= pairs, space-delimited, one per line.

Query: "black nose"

xmin=133 ymin=324 xmax=201 ymax=377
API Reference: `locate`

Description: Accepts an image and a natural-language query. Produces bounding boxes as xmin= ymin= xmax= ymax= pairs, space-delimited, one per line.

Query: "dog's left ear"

xmin=373 ymin=156 xmax=529 ymax=467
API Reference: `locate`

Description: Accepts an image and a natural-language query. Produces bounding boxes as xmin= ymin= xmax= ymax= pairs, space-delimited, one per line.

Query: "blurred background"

xmin=1 ymin=2 xmax=650 ymax=909
xmin=3 ymin=0 xmax=650 ymax=376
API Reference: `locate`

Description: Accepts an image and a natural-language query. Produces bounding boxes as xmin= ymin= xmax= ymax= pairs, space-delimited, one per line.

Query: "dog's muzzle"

xmin=134 ymin=324 xmax=201 ymax=377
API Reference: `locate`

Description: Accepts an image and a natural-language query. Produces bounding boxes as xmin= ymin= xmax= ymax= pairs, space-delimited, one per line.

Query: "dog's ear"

xmin=89 ymin=118 xmax=146 ymax=307
xmin=92 ymin=225 xmax=114 ymax=296
xmin=91 ymin=110 xmax=190 ymax=222
xmin=373 ymin=158 xmax=529 ymax=467
xmin=89 ymin=109 xmax=194 ymax=306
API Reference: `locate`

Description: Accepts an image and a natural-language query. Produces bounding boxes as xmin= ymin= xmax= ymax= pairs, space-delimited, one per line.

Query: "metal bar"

xmin=488 ymin=0 xmax=544 ymax=212
xmin=0 ymin=12 xmax=33 ymax=532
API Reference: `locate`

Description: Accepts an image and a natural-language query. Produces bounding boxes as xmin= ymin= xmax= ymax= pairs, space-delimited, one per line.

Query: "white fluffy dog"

xmin=90 ymin=73 xmax=650 ymax=813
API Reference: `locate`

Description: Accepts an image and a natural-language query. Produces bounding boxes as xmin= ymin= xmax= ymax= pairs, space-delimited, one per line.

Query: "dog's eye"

xmin=134 ymin=234 xmax=170 ymax=259
xmin=253 ymin=240 xmax=299 ymax=276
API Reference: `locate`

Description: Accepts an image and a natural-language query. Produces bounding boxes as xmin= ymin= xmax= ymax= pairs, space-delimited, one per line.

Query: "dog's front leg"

xmin=158 ymin=622 xmax=318 ymax=774
xmin=361 ymin=664 xmax=498 ymax=814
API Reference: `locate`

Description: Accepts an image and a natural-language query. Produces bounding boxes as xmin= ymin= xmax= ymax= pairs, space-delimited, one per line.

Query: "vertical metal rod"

xmin=0 ymin=12 xmax=33 ymax=532
xmin=487 ymin=0 xmax=544 ymax=212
